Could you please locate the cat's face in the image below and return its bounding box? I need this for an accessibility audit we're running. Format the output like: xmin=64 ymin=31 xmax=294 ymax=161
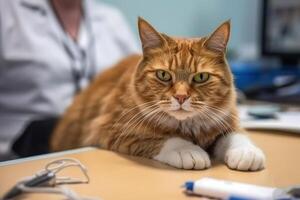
xmin=134 ymin=18 xmax=234 ymax=121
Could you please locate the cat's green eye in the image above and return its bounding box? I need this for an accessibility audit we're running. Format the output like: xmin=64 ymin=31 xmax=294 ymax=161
xmin=156 ymin=70 xmax=172 ymax=82
xmin=193 ymin=72 xmax=210 ymax=84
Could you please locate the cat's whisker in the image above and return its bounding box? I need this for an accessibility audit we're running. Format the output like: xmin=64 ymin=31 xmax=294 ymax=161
xmin=137 ymin=109 xmax=161 ymax=137
xmin=201 ymin=107 xmax=225 ymax=132
xmin=142 ymin=108 xmax=165 ymax=137
xmin=194 ymin=104 xmax=233 ymax=135
xmin=119 ymin=105 xmax=158 ymax=136
xmin=117 ymin=105 xmax=161 ymax=144
xmin=140 ymin=101 xmax=168 ymax=135
xmin=192 ymin=101 xmax=239 ymax=130
xmin=207 ymin=108 xmax=235 ymax=136
xmin=189 ymin=107 xmax=211 ymax=130
xmin=193 ymin=101 xmax=239 ymax=121
xmin=206 ymin=105 xmax=239 ymax=121
xmin=203 ymin=107 xmax=233 ymax=134
xmin=153 ymin=111 xmax=168 ymax=136
xmin=141 ymin=109 xmax=160 ymax=135
xmin=129 ymin=100 xmax=167 ymax=137
xmin=203 ymin=107 xmax=238 ymax=135
xmin=113 ymin=102 xmax=159 ymax=130
xmin=112 ymin=100 xmax=158 ymax=130
xmin=126 ymin=107 xmax=161 ymax=136
xmin=158 ymin=101 xmax=171 ymax=105
xmin=151 ymin=111 xmax=166 ymax=137
xmin=155 ymin=112 xmax=166 ymax=129
xmin=197 ymin=111 xmax=211 ymax=131
xmin=117 ymin=100 xmax=168 ymax=144
xmin=115 ymin=108 xmax=161 ymax=146
xmin=143 ymin=100 xmax=170 ymax=133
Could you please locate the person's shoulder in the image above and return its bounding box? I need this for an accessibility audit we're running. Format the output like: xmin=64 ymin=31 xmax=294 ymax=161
xmin=87 ymin=0 xmax=125 ymax=22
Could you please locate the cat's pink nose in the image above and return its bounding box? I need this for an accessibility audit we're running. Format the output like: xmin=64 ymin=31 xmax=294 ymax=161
xmin=174 ymin=95 xmax=189 ymax=104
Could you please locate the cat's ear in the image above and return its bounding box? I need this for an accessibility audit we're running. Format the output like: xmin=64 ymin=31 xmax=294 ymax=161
xmin=204 ymin=20 xmax=231 ymax=53
xmin=138 ymin=17 xmax=167 ymax=54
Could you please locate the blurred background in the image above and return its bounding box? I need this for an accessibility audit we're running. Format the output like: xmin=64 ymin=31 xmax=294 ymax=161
xmin=0 ymin=0 xmax=299 ymax=161
xmin=102 ymin=0 xmax=260 ymax=55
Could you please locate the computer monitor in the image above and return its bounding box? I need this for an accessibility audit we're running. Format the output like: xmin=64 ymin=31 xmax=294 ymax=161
xmin=261 ymin=0 xmax=300 ymax=66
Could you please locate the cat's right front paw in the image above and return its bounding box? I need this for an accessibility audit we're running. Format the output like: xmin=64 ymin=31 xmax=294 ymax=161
xmin=153 ymin=138 xmax=211 ymax=170
xmin=225 ymin=146 xmax=265 ymax=171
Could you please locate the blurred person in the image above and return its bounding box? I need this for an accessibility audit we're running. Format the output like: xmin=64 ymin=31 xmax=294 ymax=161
xmin=0 ymin=0 xmax=139 ymax=160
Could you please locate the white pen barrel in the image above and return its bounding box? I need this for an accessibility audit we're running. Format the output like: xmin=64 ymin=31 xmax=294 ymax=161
xmin=191 ymin=178 xmax=277 ymax=200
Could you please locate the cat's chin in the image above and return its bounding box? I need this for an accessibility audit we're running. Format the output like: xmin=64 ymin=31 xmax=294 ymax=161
xmin=167 ymin=110 xmax=195 ymax=121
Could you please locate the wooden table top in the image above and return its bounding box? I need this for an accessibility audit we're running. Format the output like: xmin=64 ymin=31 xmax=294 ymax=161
xmin=0 ymin=130 xmax=300 ymax=200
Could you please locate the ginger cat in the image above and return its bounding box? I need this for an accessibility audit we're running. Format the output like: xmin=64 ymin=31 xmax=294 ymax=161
xmin=51 ymin=18 xmax=265 ymax=171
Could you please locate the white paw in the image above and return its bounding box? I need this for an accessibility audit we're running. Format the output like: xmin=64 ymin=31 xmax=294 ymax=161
xmin=225 ymin=146 xmax=265 ymax=171
xmin=153 ymin=138 xmax=211 ymax=170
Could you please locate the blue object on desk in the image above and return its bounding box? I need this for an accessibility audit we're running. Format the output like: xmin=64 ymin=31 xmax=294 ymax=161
xmin=229 ymin=60 xmax=300 ymax=103
xmin=230 ymin=61 xmax=265 ymax=91
xmin=230 ymin=61 xmax=300 ymax=91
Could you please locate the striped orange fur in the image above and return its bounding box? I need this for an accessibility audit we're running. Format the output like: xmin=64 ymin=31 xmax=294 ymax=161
xmin=51 ymin=17 xmax=241 ymax=160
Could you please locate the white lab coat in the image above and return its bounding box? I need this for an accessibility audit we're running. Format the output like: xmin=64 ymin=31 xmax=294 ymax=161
xmin=0 ymin=0 xmax=140 ymax=155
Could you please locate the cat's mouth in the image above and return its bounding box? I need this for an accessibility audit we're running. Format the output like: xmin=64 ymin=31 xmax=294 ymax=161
xmin=171 ymin=108 xmax=189 ymax=113
xmin=167 ymin=108 xmax=195 ymax=120
xmin=159 ymin=98 xmax=196 ymax=120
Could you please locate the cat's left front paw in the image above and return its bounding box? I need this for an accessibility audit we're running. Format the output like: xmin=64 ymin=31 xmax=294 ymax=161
xmin=225 ymin=146 xmax=265 ymax=171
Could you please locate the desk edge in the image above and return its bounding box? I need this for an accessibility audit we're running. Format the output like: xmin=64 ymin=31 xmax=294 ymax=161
xmin=0 ymin=147 xmax=97 ymax=167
